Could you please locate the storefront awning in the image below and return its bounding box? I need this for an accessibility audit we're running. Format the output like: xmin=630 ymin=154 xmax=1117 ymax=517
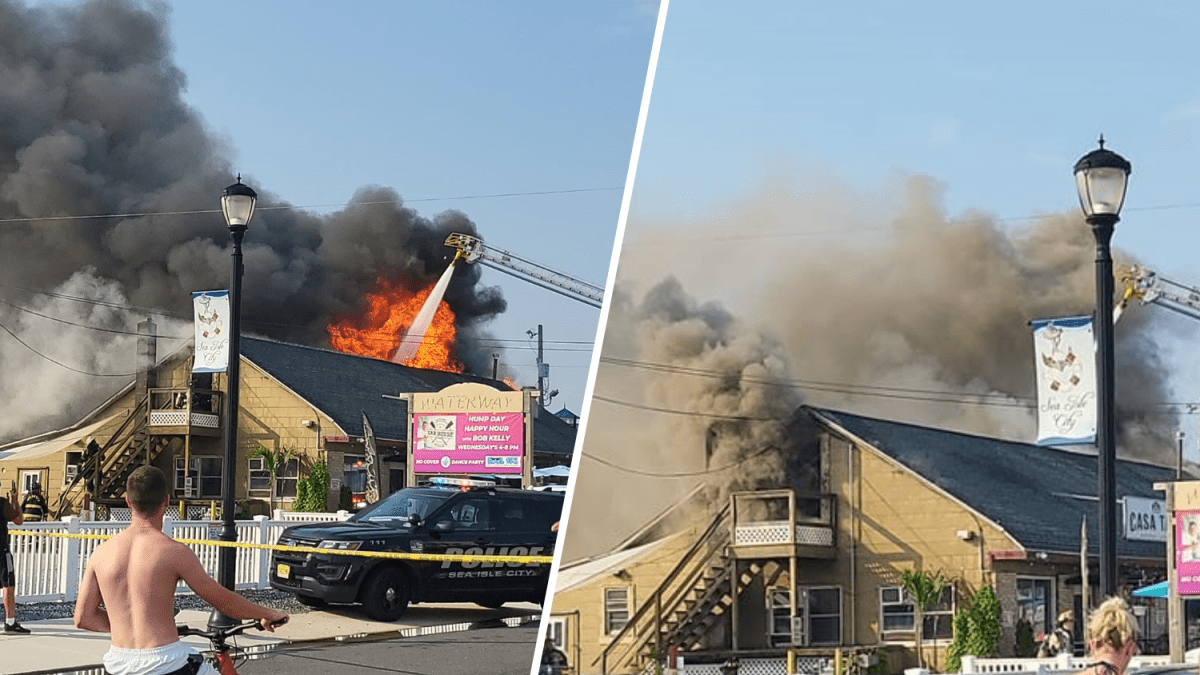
xmin=1132 ymin=581 xmax=1168 ymax=598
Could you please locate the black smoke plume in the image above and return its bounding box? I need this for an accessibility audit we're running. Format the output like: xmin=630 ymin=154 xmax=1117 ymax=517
xmin=0 ymin=0 xmax=505 ymax=440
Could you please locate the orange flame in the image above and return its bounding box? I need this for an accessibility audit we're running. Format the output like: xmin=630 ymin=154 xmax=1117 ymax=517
xmin=327 ymin=278 xmax=465 ymax=372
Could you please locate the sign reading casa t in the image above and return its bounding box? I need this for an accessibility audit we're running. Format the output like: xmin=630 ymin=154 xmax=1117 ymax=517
xmin=406 ymin=382 xmax=534 ymax=488
xmin=1124 ymin=496 xmax=1167 ymax=542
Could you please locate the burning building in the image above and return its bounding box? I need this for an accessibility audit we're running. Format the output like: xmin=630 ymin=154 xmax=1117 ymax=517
xmin=551 ymin=406 xmax=1176 ymax=674
xmin=0 ymin=332 xmax=577 ymax=518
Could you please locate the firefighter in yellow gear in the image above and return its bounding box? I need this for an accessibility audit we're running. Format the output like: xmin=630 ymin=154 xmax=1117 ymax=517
xmin=20 ymin=481 xmax=47 ymax=523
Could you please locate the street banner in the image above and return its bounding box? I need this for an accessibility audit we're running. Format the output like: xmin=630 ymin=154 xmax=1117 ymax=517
xmin=362 ymin=412 xmax=380 ymax=504
xmin=1177 ymin=511 xmax=1200 ymax=595
xmin=1032 ymin=316 xmax=1097 ymax=445
xmin=192 ymin=290 xmax=230 ymax=373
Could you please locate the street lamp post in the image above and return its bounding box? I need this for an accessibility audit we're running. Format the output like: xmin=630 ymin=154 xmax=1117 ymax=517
xmin=1073 ymin=138 xmax=1131 ymax=599
xmin=211 ymin=177 xmax=256 ymax=628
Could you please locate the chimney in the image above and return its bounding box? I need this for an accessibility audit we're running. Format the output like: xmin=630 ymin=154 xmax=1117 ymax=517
xmin=136 ymin=318 xmax=157 ymax=400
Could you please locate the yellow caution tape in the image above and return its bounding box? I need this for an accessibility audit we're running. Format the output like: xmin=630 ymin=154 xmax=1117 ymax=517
xmin=8 ymin=530 xmax=553 ymax=565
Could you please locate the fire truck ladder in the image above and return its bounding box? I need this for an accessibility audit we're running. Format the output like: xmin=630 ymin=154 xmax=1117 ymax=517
xmin=443 ymin=233 xmax=605 ymax=308
xmin=1115 ymin=265 xmax=1200 ymax=323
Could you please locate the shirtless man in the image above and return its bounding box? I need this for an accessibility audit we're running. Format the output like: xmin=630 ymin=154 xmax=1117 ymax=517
xmin=74 ymin=466 xmax=288 ymax=675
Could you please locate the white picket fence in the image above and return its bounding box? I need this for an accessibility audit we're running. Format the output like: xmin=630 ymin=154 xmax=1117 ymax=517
xmin=7 ymin=511 xmax=353 ymax=603
xmin=958 ymin=654 xmax=1181 ymax=674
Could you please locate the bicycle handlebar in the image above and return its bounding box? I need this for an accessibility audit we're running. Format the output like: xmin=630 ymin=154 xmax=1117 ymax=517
xmin=176 ymin=618 xmax=286 ymax=641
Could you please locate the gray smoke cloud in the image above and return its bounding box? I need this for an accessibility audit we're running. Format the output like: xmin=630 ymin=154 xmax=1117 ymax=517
xmin=563 ymin=277 xmax=799 ymax=561
xmin=564 ymin=173 xmax=1188 ymax=561
xmin=0 ymin=0 xmax=506 ymax=441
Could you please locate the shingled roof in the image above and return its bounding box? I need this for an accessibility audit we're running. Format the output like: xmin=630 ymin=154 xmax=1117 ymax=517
xmin=240 ymin=336 xmax=577 ymax=459
xmin=809 ymin=407 xmax=1176 ymax=560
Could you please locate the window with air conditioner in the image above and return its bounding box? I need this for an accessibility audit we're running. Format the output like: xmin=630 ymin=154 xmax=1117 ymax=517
xmin=880 ymin=584 xmax=954 ymax=641
xmin=248 ymin=455 xmax=299 ymax=500
xmin=175 ymin=456 xmax=222 ymax=499
xmin=769 ymin=587 xmax=841 ymax=647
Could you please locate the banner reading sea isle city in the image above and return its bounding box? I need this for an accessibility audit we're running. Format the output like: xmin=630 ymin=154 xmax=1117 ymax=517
xmin=1032 ymin=316 xmax=1097 ymax=445
xmin=413 ymin=411 xmax=524 ymax=475
xmin=192 ymin=290 xmax=230 ymax=373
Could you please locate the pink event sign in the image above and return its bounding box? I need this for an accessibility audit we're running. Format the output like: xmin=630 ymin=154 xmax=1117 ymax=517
xmin=412 ymin=411 xmax=524 ymax=475
xmin=1178 ymin=511 xmax=1200 ymax=594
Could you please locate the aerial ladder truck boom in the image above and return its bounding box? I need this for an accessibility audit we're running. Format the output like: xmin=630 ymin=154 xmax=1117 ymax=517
xmin=443 ymin=232 xmax=605 ymax=308
xmin=1115 ymin=265 xmax=1200 ymax=324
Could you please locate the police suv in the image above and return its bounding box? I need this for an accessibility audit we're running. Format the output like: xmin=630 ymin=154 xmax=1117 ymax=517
xmin=269 ymin=479 xmax=562 ymax=621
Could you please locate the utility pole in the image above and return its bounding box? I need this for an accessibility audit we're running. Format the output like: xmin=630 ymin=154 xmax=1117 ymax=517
xmin=1178 ymin=431 xmax=1186 ymax=479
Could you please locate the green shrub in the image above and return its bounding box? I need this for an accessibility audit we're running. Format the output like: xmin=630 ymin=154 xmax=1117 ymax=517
xmin=292 ymin=461 xmax=330 ymax=512
xmin=969 ymin=586 xmax=1001 ymax=658
xmin=944 ymin=585 xmax=1002 ymax=672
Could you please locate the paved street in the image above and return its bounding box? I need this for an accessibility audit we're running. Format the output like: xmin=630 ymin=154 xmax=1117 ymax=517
xmin=4 ymin=603 xmax=544 ymax=675
xmin=238 ymin=622 xmax=542 ymax=675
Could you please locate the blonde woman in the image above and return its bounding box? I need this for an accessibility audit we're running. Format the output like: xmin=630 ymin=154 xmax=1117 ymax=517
xmin=1079 ymin=597 xmax=1138 ymax=675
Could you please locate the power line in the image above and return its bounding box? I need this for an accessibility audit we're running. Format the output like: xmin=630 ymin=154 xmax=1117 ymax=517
xmin=589 ymin=394 xmax=782 ymax=421
xmin=0 ymin=186 xmax=623 ymax=225
xmin=595 ymin=357 xmax=1200 ymax=415
xmin=580 ymin=443 xmax=780 ymax=478
xmin=0 ymin=319 xmax=139 ymax=377
xmin=0 ymin=287 xmax=595 ymax=351
xmin=599 ymin=356 xmax=1032 ymax=405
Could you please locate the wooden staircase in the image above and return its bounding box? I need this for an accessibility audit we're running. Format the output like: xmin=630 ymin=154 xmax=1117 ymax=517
xmin=598 ymin=503 xmax=785 ymax=674
xmin=661 ymin=560 xmax=785 ymax=653
xmin=53 ymin=397 xmax=175 ymax=517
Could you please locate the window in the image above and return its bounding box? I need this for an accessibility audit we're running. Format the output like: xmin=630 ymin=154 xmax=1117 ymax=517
xmin=344 ymin=455 xmax=367 ymax=494
xmin=248 ymin=457 xmax=271 ymax=495
xmin=880 ymin=586 xmax=914 ymax=634
xmin=923 ymin=585 xmax=955 ymax=640
xmin=547 ymin=617 xmax=567 ymax=650
xmin=175 ymin=457 xmax=223 ymax=499
xmin=65 ymin=452 xmax=82 ymax=485
xmin=880 ymin=585 xmax=954 ymax=640
xmin=809 ymin=588 xmax=843 ymax=644
xmin=447 ymin=497 xmax=494 ymax=531
xmin=248 ymin=456 xmax=300 ymax=500
xmin=604 ymin=587 xmax=630 ymax=635
xmin=770 ymin=587 xmax=842 ymax=647
xmin=1016 ymin=577 xmax=1054 ymax=639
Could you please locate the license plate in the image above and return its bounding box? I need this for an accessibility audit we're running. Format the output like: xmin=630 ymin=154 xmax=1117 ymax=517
xmin=277 ymin=563 xmax=291 ymax=579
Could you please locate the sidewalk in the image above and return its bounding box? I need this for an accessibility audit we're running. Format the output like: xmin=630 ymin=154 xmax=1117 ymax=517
xmin=1 ymin=602 xmax=542 ymax=675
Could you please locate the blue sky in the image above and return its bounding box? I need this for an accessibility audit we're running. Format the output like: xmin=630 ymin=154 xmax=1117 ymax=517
xmin=165 ymin=1 xmax=660 ymax=415
xmin=625 ymin=1 xmax=1200 ymax=419
xmin=631 ymin=1 xmax=1200 ymax=253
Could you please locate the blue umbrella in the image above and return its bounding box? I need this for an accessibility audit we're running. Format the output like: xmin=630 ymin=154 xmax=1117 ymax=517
xmin=1132 ymin=581 xmax=1168 ymax=598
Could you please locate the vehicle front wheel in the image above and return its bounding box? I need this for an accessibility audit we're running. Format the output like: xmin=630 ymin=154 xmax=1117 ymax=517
xmin=360 ymin=568 xmax=410 ymax=621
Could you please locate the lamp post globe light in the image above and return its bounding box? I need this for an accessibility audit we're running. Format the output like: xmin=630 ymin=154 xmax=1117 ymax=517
xmin=1073 ymin=138 xmax=1131 ymax=599
xmin=212 ymin=177 xmax=256 ymax=629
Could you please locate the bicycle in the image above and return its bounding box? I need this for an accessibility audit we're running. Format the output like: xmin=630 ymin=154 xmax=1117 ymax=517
xmin=176 ymin=618 xmax=287 ymax=675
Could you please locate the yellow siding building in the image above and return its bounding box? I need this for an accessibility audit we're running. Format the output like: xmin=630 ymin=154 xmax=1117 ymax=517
xmin=550 ymin=407 xmax=1174 ymax=674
